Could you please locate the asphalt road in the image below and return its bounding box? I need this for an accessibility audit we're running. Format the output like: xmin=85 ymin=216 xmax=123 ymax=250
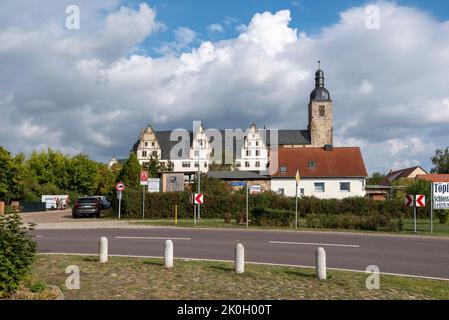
xmin=31 ymin=227 xmax=449 ymax=280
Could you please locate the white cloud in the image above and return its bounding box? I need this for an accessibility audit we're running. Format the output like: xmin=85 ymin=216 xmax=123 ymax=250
xmin=207 ymin=23 xmax=224 ymax=33
xmin=0 ymin=1 xmax=448 ymax=175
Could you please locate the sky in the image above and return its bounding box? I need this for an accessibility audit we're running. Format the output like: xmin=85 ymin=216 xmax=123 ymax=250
xmin=0 ymin=0 xmax=449 ymax=174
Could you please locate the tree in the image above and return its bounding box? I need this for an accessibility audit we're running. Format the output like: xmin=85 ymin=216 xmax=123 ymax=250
xmin=117 ymin=152 xmax=141 ymax=191
xmin=431 ymin=147 xmax=449 ymax=174
xmin=143 ymin=154 xmax=171 ymax=178
xmin=366 ymin=172 xmax=385 ymax=185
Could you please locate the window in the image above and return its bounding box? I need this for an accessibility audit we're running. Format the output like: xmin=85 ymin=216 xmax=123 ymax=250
xmin=182 ymin=162 xmax=191 ymax=168
xmin=280 ymin=166 xmax=287 ymax=173
xmin=300 ymin=188 xmax=305 ymax=195
xmin=319 ymin=105 xmax=325 ymax=117
xmin=152 ymin=151 xmax=158 ymax=157
xmin=194 ymin=150 xmax=199 ymax=157
xmin=194 ymin=162 xmax=199 ymax=168
xmin=314 ymin=182 xmax=325 ymax=192
xmin=256 ymin=150 xmax=260 ymax=156
xmin=235 ymin=162 xmax=241 ymax=168
xmin=169 ymin=176 xmax=177 ymax=183
xmin=151 ymin=142 xmax=155 ymax=147
xmin=245 ymin=161 xmax=250 ymax=168
xmin=246 ymin=150 xmax=251 ymax=156
xmin=248 ymin=142 xmax=251 ymax=147
xmin=255 ymin=161 xmax=260 ymax=168
xmin=204 ymin=162 xmax=207 ymax=168
xmin=142 ymin=151 xmax=147 ymax=157
xmin=145 ymin=142 xmax=148 ymax=147
xmin=278 ymin=188 xmax=285 ymax=196
xmin=340 ymin=182 xmax=350 ymax=192
xmin=308 ymin=161 xmax=317 ymax=168
xmin=200 ymin=140 xmax=203 ymax=146
xmin=256 ymin=141 xmax=259 ymax=147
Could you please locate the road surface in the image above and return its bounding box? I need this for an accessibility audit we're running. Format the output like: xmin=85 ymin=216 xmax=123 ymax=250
xmin=32 ymin=227 xmax=449 ymax=280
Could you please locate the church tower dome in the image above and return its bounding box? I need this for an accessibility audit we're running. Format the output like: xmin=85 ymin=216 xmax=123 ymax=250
xmin=310 ymin=62 xmax=331 ymax=102
xmin=308 ymin=61 xmax=333 ymax=147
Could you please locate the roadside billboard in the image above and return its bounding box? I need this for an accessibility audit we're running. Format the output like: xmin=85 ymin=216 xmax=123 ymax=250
xmin=148 ymin=178 xmax=161 ymax=193
xmin=433 ymin=182 xmax=449 ymax=209
xmin=41 ymin=195 xmax=70 ymax=210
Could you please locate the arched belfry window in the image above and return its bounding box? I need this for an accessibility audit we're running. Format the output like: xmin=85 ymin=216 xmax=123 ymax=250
xmin=319 ymin=105 xmax=325 ymax=117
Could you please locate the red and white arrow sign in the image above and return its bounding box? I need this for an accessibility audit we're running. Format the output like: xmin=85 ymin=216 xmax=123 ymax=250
xmin=405 ymin=195 xmax=413 ymax=207
xmin=416 ymin=195 xmax=426 ymax=207
xmin=194 ymin=193 xmax=203 ymax=205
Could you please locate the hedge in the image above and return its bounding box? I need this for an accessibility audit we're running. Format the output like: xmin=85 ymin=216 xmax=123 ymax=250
xmin=306 ymin=214 xmax=404 ymax=231
xmin=112 ymin=190 xmax=412 ymax=220
xmin=251 ymin=208 xmax=295 ymax=227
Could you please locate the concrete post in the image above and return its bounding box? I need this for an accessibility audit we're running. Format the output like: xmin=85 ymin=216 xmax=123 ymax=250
xmin=235 ymin=243 xmax=245 ymax=274
xmin=316 ymin=247 xmax=326 ymax=280
xmin=99 ymin=237 xmax=108 ymax=263
xmin=164 ymin=240 xmax=173 ymax=268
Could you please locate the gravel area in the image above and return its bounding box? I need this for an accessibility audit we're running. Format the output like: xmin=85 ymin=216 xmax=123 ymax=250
xmin=19 ymin=210 xmax=152 ymax=229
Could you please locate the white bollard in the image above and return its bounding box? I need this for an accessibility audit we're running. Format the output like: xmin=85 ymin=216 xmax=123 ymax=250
xmin=99 ymin=237 xmax=108 ymax=263
xmin=164 ymin=240 xmax=174 ymax=268
xmin=235 ymin=243 xmax=245 ymax=274
xmin=316 ymin=247 xmax=326 ymax=280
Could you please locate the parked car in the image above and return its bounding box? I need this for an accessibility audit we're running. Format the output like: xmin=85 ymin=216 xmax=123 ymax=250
xmin=95 ymin=196 xmax=111 ymax=209
xmin=72 ymin=197 xmax=101 ymax=218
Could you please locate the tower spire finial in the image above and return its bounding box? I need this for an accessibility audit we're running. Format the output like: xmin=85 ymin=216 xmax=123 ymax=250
xmin=318 ymin=60 xmax=321 ymax=70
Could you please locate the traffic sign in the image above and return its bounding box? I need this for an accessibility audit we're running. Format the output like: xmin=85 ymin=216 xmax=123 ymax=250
xmin=230 ymin=181 xmax=246 ymax=187
xmin=140 ymin=170 xmax=149 ymax=186
xmin=405 ymin=195 xmax=413 ymax=207
xmin=250 ymin=184 xmax=261 ymax=194
xmin=433 ymin=182 xmax=449 ymax=209
xmin=194 ymin=193 xmax=203 ymax=205
xmin=415 ymin=195 xmax=425 ymax=207
xmin=295 ymin=170 xmax=300 ymax=185
xmin=116 ymin=182 xmax=125 ymax=192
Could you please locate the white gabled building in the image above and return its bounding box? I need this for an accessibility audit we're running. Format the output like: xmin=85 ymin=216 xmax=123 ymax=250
xmin=235 ymin=123 xmax=269 ymax=171
xmin=270 ymin=147 xmax=368 ymax=199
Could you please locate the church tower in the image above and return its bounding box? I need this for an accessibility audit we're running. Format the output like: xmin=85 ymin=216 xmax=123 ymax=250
xmin=308 ymin=62 xmax=333 ymax=147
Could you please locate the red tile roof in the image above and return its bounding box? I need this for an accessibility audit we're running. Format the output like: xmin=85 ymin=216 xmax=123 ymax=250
xmin=271 ymin=147 xmax=368 ymax=178
xmin=416 ymin=174 xmax=449 ymax=182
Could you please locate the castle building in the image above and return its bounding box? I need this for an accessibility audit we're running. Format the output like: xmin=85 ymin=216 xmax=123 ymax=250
xmin=130 ymin=64 xmax=368 ymax=198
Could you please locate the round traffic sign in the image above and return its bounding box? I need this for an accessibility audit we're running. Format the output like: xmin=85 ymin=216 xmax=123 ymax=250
xmin=116 ymin=182 xmax=125 ymax=191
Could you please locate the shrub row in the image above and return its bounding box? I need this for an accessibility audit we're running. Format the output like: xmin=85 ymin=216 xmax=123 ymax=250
xmin=113 ymin=190 xmax=415 ymax=220
xmin=306 ymin=214 xmax=404 ymax=231
xmin=251 ymin=208 xmax=295 ymax=227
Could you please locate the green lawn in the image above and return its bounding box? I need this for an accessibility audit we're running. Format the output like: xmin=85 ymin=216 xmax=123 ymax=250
xmin=128 ymin=218 xmax=449 ymax=237
xmin=26 ymin=254 xmax=449 ymax=300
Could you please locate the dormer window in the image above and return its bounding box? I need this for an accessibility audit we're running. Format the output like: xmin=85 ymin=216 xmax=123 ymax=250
xmin=308 ymin=161 xmax=317 ymax=168
xmin=151 ymin=142 xmax=155 ymax=147
xmin=280 ymin=166 xmax=287 ymax=173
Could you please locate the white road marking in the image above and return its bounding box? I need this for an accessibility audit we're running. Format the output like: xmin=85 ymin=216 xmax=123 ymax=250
xmin=35 ymin=235 xmax=43 ymax=238
xmin=37 ymin=252 xmax=449 ymax=282
xmin=115 ymin=236 xmax=191 ymax=241
xmin=269 ymin=240 xmax=360 ymax=248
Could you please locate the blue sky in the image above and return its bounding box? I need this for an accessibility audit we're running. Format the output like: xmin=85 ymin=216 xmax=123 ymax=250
xmin=130 ymin=0 xmax=449 ymax=56
xmin=1 ymin=0 xmax=449 ymax=174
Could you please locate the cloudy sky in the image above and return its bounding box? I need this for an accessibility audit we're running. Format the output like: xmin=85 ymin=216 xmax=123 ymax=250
xmin=0 ymin=0 xmax=448 ymax=174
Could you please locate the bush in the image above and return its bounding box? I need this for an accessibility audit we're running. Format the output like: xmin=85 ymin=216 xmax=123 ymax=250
xmin=305 ymin=213 xmax=394 ymax=231
xmin=436 ymin=210 xmax=448 ymax=224
xmin=0 ymin=213 xmax=36 ymax=297
xmin=235 ymin=212 xmax=246 ymax=224
xmin=251 ymin=208 xmax=295 ymax=227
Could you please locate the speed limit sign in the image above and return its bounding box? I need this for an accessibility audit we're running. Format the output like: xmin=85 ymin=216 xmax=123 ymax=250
xmin=115 ymin=182 xmax=125 ymax=192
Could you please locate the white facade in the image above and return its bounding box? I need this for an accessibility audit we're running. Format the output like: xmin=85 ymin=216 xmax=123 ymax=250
xmin=235 ymin=124 xmax=269 ymax=171
xmin=271 ymin=177 xmax=366 ymax=199
xmin=136 ymin=123 xmax=268 ymax=173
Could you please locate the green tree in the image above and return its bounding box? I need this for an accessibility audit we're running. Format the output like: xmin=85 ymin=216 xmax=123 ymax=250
xmin=66 ymin=153 xmax=97 ymax=195
xmin=366 ymin=172 xmax=385 ymax=185
xmin=117 ymin=152 xmax=141 ymax=191
xmin=431 ymin=147 xmax=449 ymax=173
xmin=143 ymin=154 xmax=171 ymax=178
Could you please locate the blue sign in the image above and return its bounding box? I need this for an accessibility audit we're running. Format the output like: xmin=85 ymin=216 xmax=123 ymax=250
xmin=230 ymin=181 xmax=247 ymax=187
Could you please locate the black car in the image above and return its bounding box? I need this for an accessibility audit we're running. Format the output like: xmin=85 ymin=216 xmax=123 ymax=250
xmin=72 ymin=197 xmax=101 ymax=218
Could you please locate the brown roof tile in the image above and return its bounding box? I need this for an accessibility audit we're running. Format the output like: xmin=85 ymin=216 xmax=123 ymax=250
xmin=416 ymin=174 xmax=449 ymax=182
xmin=271 ymin=147 xmax=368 ymax=178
